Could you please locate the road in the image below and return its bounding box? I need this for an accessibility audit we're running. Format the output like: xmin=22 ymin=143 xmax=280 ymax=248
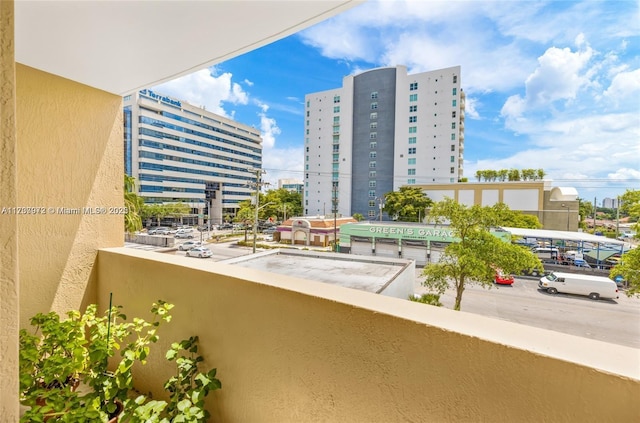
xmin=414 ymin=270 xmax=640 ymax=349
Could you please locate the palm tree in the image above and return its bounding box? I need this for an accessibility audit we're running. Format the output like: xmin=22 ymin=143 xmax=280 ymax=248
xmin=124 ymin=175 xmax=143 ymax=233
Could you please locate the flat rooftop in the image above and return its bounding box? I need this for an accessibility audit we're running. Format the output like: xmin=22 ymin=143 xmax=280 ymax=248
xmin=220 ymin=249 xmax=412 ymax=294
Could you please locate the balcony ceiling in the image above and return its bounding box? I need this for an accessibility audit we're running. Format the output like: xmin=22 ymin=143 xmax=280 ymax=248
xmin=15 ymin=0 xmax=362 ymax=95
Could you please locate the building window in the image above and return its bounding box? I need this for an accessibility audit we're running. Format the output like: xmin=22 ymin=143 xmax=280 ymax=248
xmin=370 ymin=122 xmax=377 ymax=129
xmin=369 ymin=200 xmax=376 ymax=207
xmin=409 ymin=116 xmax=417 ymax=123
xmin=370 ymin=142 xmax=377 ymax=149
xmin=306 ymin=155 xmax=309 ymax=162
xmin=451 ymin=144 xmax=455 ymax=151
xmin=452 ymin=100 xmax=457 ymax=107
xmin=333 ymin=116 xmax=340 ymax=123
xmin=369 ymin=161 xmax=376 ymax=168
xmin=371 ymin=91 xmax=378 ymax=99
xmin=369 ymin=181 xmax=376 ymax=188
xmin=305 ymin=164 xmax=309 ymax=170
xmin=333 ymin=144 xmax=339 ymax=152
xmin=453 ymin=75 xmax=458 ymax=84
xmin=306 ymin=100 xmax=310 ymax=107
xmin=306 ymin=120 xmax=309 ymax=126
xmin=370 ymin=152 xmax=377 ymax=159
xmin=408 ymin=148 xmax=416 ymax=154
xmin=306 ymin=129 xmax=309 ymax=135
xmin=452 ymin=88 xmax=457 ymax=96
xmin=368 ymin=210 xmax=376 ymax=218
xmin=451 ymin=133 xmax=456 ymax=140
xmin=371 ymin=102 xmax=378 ymax=110
xmin=409 ymin=94 xmax=418 ymax=102
xmin=333 ymin=154 xmax=339 ymax=161
xmin=334 ymin=95 xmax=340 ymax=103
xmin=333 ymin=106 xmax=340 ymax=113
xmin=368 ymin=190 xmax=376 ymax=198
xmin=409 ymin=105 xmax=417 ymax=112
xmin=333 ymin=135 xmax=339 ymax=143
xmin=409 ymin=127 xmax=417 ymax=134
xmin=369 ymin=171 xmax=376 ymax=178
xmin=409 ymin=137 xmax=416 ymax=144
xmin=450 ymin=167 xmax=455 ymax=174
xmin=408 ymin=178 xmax=416 ymax=184
xmin=408 ymin=169 xmax=416 ymax=175
xmin=410 ymin=82 xmax=418 ymax=91
xmin=450 ymin=156 xmax=455 ymax=162
xmin=370 ymin=133 xmax=377 ymax=139
xmin=370 ymin=112 xmax=377 ymax=120
xmin=451 ymin=122 xmax=456 ymax=129
xmin=408 ymin=158 xmax=416 ymax=165
xmin=452 ymin=111 xmax=456 ymax=118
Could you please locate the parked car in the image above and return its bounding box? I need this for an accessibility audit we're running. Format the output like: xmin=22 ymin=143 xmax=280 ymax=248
xmin=149 ymin=227 xmax=172 ymax=235
xmin=263 ymin=234 xmax=274 ymax=242
xmin=178 ymin=241 xmax=202 ymax=251
xmin=494 ymin=270 xmax=514 ymax=285
xmin=175 ymin=231 xmax=194 ymax=239
xmin=538 ymin=272 xmax=619 ymax=300
xmin=218 ymin=223 xmax=233 ymax=230
xmin=186 ymin=247 xmax=212 ymax=258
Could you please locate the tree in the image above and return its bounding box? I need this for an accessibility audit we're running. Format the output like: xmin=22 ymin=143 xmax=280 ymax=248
xmin=620 ymin=189 xmax=640 ymax=224
xmin=497 ymin=211 xmax=542 ymax=229
xmin=578 ymin=198 xmax=594 ymax=229
xmin=263 ymin=188 xmax=303 ymax=221
xmin=352 ymin=213 xmax=364 ymax=222
xmin=611 ymin=248 xmax=640 ymax=297
xmin=124 ymin=175 xmax=143 ymax=233
xmin=610 ymin=189 xmax=640 ymax=297
xmin=383 ymin=186 xmax=433 ymax=222
xmin=422 ymin=198 xmax=542 ymax=311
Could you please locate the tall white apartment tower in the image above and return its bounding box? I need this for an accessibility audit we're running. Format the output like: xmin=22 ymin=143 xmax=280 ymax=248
xmin=304 ymin=65 xmax=465 ymax=219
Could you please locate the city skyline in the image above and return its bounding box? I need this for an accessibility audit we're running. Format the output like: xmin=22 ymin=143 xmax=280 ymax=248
xmin=152 ymin=0 xmax=639 ymax=203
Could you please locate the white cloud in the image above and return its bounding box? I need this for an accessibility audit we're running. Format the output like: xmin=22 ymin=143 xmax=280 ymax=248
xmin=262 ymin=146 xmax=304 ymax=189
xmin=152 ymin=67 xmax=248 ymax=118
xmin=604 ymin=69 xmax=640 ymax=102
xmin=463 ymin=96 xmax=480 ymax=120
xmin=255 ymin=102 xmax=281 ymax=150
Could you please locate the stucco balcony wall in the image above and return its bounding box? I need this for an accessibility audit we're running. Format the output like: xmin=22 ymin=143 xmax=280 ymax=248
xmin=97 ymin=247 xmax=640 ymax=422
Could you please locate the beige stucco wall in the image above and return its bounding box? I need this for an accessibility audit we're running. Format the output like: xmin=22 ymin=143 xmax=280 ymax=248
xmin=97 ymin=248 xmax=640 ymax=422
xmin=16 ymin=64 xmax=124 ymax=325
xmin=0 ymin=0 xmax=19 ymax=419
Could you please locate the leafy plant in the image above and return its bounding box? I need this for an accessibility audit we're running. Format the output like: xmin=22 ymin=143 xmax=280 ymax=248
xmin=409 ymin=293 xmax=443 ymax=307
xmin=20 ymin=301 xmax=222 ymax=422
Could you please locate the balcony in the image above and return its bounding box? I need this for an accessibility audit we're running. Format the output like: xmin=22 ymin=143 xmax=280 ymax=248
xmin=86 ymin=247 xmax=640 ymax=421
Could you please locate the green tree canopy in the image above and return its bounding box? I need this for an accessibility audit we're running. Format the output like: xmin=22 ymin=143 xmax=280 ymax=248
xmin=611 ymin=189 xmax=640 ymax=297
xmin=382 ymin=186 xmax=433 ymax=222
xmin=422 ymin=198 xmax=542 ymax=311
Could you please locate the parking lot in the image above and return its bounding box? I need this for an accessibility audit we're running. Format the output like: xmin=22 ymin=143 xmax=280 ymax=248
xmin=414 ymin=270 xmax=640 ymax=348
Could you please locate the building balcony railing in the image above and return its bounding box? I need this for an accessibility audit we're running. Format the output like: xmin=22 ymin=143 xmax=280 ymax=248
xmin=90 ymin=247 xmax=640 ymax=422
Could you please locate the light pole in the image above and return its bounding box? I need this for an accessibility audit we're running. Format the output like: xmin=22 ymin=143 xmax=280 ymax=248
xmin=247 ymin=168 xmax=269 ymax=253
xmin=561 ymin=203 xmax=570 ymax=231
xmin=377 ymin=196 xmax=385 ymax=222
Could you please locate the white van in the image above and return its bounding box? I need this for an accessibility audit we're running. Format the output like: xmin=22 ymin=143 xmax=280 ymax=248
xmin=538 ymin=271 xmax=619 ymax=300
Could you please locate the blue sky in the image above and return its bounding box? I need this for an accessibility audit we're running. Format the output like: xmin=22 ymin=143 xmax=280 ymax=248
xmin=153 ymin=0 xmax=640 ymax=205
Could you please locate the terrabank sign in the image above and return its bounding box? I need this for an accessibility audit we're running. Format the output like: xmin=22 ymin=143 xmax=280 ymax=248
xmin=140 ymin=89 xmax=182 ymax=108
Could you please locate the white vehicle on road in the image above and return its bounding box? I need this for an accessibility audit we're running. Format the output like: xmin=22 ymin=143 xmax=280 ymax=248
xmin=538 ymin=271 xmax=619 ymax=300
xmin=178 ymin=241 xmax=202 ymax=251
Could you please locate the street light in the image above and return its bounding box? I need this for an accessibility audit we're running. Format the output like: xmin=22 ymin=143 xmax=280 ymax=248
xmin=561 ymin=203 xmax=570 ymax=231
xmin=377 ymin=196 xmax=385 ymax=222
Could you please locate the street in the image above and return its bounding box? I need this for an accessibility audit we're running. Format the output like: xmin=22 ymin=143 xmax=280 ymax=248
xmin=414 ymin=270 xmax=640 ymax=349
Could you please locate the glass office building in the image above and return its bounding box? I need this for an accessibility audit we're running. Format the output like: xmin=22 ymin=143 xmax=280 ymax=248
xmin=123 ymin=89 xmax=263 ymax=225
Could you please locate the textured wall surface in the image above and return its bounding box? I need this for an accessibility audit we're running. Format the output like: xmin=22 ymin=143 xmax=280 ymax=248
xmin=16 ymin=65 xmax=124 ymax=324
xmin=0 ymin=0 xmax=19 ymax=419
xmin=98 ymin=248 xmax=640 ymax=423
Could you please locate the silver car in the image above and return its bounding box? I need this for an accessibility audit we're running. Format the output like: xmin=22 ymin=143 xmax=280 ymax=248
xmin=186 ymin=247 xmax=212 ymax=258
xmin=178 ymin=241 xmax=202 ymax=251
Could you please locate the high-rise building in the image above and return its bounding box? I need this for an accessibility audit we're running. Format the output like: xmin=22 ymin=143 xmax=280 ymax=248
xmin=602 ymin=197 xmax=619 ymax=209
xmin=278 ymin=178 xmax=304 ymax=194
xmin=123 ymin=89 xmax=263 ymax=225
xmin=303 ymin=65 xmax=465 ymax=219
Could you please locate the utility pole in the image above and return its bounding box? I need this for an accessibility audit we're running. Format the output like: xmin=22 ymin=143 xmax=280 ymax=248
xmin=593 ymin=197 xmax=597 ymax=229
xmin=247 ymin=168 xmax=269 ymax=253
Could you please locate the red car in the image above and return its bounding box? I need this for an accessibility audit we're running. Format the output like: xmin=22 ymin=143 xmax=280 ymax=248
xmin=494 ymin=270 xmax=515 ymax=285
